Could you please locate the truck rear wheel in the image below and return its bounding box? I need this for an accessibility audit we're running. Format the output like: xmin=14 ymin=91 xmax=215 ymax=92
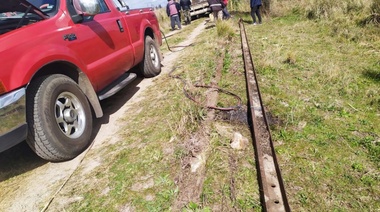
xmin=140 ymin=36 xmax=161 ymax=77
xmin=26 ymin=74 xmax=93 ymax=162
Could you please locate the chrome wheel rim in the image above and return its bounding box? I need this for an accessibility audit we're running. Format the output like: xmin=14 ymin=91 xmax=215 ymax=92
xmin=149 ymin=44 xmax=159 ymax=68
xmin=55 ymin=92 xmax=86 ymax=139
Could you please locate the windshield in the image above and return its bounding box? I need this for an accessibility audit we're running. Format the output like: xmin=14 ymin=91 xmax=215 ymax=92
xmin=0 ymin=0 xmax=58 ymax=35
xmin=0 ymin=0 xmax=58 ymax=18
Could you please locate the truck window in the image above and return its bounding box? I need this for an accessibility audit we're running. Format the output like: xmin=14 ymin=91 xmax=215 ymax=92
xmin=112 ymin=0 xmax=130 ymax=11
xmin=97 ymin=0 xmax=110 ymax=12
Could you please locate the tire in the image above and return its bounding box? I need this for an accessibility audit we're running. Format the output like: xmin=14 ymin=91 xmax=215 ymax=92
xmin=26 ymin=74 xmax=93 ymax=162
xmin=139 ymin=36 xmax=162 ymax=78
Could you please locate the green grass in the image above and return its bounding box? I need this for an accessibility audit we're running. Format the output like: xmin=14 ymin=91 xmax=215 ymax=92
xmin=244 ymin=9 xmax=380 ymax=211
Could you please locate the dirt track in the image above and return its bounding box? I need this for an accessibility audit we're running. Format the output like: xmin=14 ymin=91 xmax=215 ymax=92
xmin=0 ymin=21 xmax=207 ymax=211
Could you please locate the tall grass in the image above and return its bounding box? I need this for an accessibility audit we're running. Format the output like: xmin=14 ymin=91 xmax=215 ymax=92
xmin=365 ymin=0 xmax=380 ymax=24
xmin=229 ymin=0 xmax=380 ymax=26
xmin=228 ymin=0 xmax=379 ymax=48
xmin=216 ymin=20 xmax=235 ymax=39
xmin=237 ymin=0 xmax=380 ymax=209
xmin=154 ymin=8 xmax=171 ymax=31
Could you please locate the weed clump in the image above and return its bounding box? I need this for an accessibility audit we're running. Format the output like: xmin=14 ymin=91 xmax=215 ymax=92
xmin=364 ymin=0 xmax=380 ymax=25
xmin=284 ymin=52 xmax=296 ymax=65
xmin=216 ymin=21 xmax=235 ymax=41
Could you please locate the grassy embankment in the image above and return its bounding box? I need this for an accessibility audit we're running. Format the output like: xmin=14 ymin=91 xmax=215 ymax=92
xmin=233 ymin=0 xmax=380 ymax=211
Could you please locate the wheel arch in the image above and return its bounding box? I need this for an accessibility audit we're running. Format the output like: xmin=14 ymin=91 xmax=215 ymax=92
xmin=144 ymin=27 xmax=155 ymax=40
xmin=28 ymin=61 xmax=103 ymax=118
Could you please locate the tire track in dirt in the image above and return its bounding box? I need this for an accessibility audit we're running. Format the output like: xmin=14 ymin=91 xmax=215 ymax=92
xmin=0 ymin=21 xmax=207 ymax=211
xmin=172 ymin=36 xmax=226 ymax=209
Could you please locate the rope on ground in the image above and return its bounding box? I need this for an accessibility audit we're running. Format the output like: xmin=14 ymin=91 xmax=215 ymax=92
xmin=160 ymin=29 xmax=193 ymax=52
xmin=168 ymin=68 xmax=242 ymax=111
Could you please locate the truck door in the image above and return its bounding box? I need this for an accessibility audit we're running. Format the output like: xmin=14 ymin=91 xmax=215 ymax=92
xmin=66 ymin=0 xmax=135 ymax=91
xmin=111 ymin=0 xmax=140 ymax=43
xmin=111 ymin=0 xmax=146 ymax=64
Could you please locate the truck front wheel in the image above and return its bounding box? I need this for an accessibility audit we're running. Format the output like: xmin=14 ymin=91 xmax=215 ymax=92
xmin=26 ymin=74 xmax=93 ymax=162
xmin=140 ymin=36 xmax=161 ymax=77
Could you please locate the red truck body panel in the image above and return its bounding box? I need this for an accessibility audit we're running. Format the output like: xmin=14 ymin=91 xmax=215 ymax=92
xmin=0 ymin=0 xmax=162 ymax=93
xmin=0 ymin=0 xmax=162 ymax=154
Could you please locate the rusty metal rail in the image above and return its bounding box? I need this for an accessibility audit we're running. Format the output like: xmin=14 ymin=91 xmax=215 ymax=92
xmin=239 ymin=19 xmax=291 ymax=212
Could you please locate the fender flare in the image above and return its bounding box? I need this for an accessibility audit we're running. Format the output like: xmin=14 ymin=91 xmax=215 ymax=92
xmin=78 ymin=71 xmax=103 ymax=118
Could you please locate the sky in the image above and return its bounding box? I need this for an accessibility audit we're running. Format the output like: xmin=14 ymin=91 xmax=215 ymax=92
xmin=127 ymin=0 xmax=168 ymax=9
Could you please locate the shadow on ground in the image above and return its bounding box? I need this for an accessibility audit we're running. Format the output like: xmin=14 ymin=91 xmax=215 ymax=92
xmin=0 ymin=141 xmax=45 ymax=183
xmin=363 ymin=69 xmax=380 ymax=83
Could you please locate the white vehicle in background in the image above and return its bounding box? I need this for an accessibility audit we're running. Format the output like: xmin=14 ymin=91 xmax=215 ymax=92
xmin=189 ymin=0 xmax=210 ymax=18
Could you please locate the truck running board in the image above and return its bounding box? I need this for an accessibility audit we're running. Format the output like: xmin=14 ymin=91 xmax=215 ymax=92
xmin=98 ymin=72 xmax=137 ymax=101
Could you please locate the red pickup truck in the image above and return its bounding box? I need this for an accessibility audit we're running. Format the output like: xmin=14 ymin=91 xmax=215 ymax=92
xmin=0 ymin=0 xmax=162 ymax=161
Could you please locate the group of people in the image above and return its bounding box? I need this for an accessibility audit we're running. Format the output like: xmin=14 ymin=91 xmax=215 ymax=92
xmin=166 ymin=0 xmax=192 ymax=30
xmin=166 ymin=0 xmax=263 ymax=30
xmin=206 ymin=0 xmax=262 ymax=24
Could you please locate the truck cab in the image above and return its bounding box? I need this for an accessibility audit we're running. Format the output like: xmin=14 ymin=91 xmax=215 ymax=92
xmin=0 ymin=0 xmax=162 ymax=161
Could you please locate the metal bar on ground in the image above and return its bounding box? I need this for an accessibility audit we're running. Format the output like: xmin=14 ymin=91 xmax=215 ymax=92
xmin=239 ymin=19 xmax=291 ymax=212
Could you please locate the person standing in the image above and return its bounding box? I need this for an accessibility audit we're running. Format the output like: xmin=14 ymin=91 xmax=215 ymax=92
xmin=175 ymin=0 xmax=182 ymax=24
xmin=207 ymin=0 xmax=223 ymax=21
xmin=180 ymin=0 xmax=192 ymax=24
xmin=250 ymin=0 xmax=262 ymax=25
xmin=222 ymin=0 xmax=231 ymax=20
xmin=167 ymin=0 xmax=182 ymax=30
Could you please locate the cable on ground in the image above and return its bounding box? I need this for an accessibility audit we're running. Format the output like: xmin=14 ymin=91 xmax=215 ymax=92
xmin=160 ymin=29 xmax=193 ymax=52
xmin=168 ymin=68 xmax=242 ymax=111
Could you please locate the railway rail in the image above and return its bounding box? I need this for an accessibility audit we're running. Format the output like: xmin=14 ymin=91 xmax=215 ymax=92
xmin=239 ymin=19 xmax=291 ymax=212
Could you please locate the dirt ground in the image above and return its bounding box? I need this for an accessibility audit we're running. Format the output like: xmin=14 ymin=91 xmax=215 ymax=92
xmin=0 ymin=21 xmax=207 ymax=211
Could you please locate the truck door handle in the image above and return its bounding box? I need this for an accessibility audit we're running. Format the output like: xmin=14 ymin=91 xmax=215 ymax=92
xmin=116 ymin=19 xmax=124 ymax=32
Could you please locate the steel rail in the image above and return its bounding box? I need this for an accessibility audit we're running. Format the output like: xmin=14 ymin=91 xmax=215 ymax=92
xmin=239 ymin=19 xmax=291 ymax=212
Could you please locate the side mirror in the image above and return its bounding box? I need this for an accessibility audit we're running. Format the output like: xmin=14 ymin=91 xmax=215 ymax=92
xmin=72 ymin=0 xmax=100 ymax=16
